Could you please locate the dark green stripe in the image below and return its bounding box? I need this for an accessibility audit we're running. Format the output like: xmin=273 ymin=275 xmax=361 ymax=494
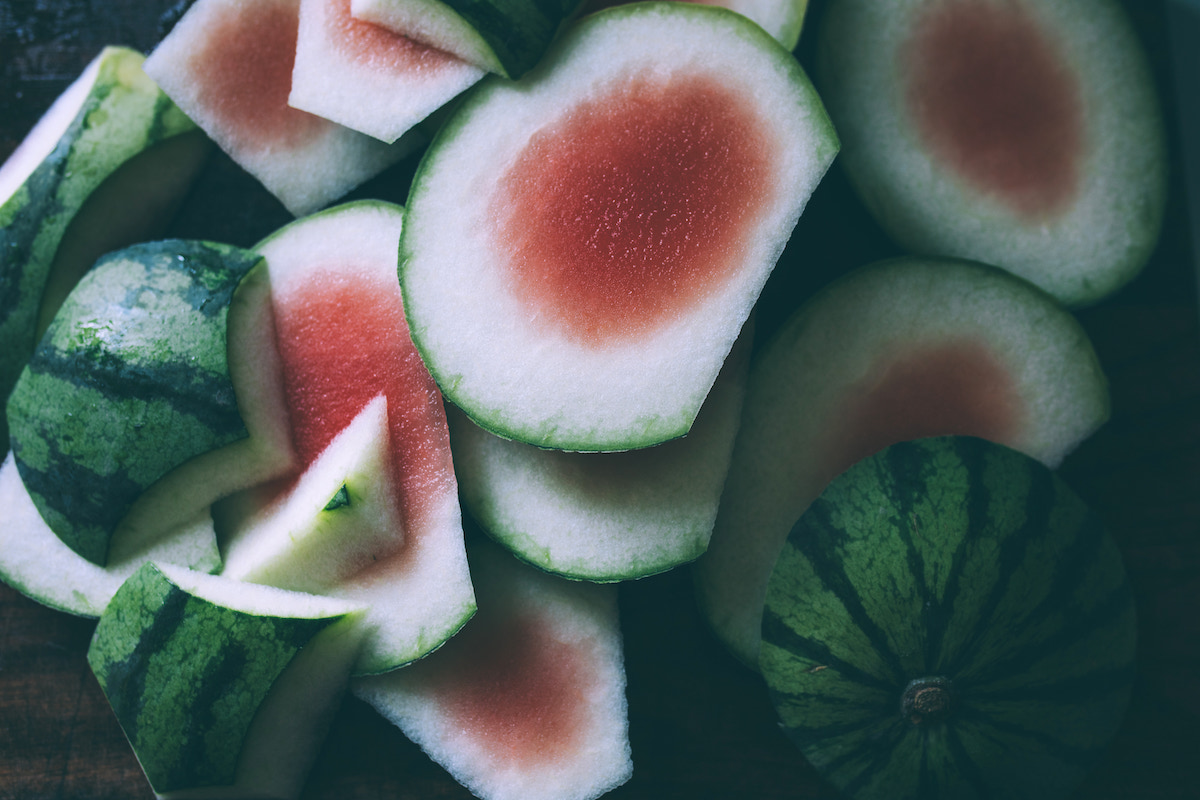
xmin=944 ymin=723 xmax=994 ymax=800
xmin=970 ymin=658 xmax=1136 ymax=707
xmin=953 ymin=703 xmax=1108 ymax=767
xmin=762 ymin=604 xmax=897 ymax=693
xmin=824 ymin=721 xmax=911 ymax=797
xmin=795 ymin=500 xmax=909 ymax=685
xmin=942 ymin=460 xmax=1058 ymax=676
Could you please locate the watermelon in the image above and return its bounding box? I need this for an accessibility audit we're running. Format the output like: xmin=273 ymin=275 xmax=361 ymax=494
xmin=694 ymin=257 xmax=1110 ymax=669
xmin=88 ymin=561 xmax=364 ymax=798
xmin=0 ymin=452 xmax=221 ymax=617
xmin=352 ymin=536 xmax=631 ymax=800
xmin=6 ymin=239 xmax=294 ymax=566
xmin=0 ymin=46 xmax=209 ymax=450
xmin=143 ymin=0 xmax=419 ymax=217
xmin=399 ymin=2 xmax=838 ymax=452
xmin=350 ymin=0 xmax=584 ymax=78
xmin=760 ymin=436 xmax=1136 ymax=800
xmin=237 ymin=199 xmax=474 ymax=675
xmin=451 ymin=319 xmax=752 ymax=582
xmin=289 ymin=0 xmax=485 ymax=143
xmin=814 ymin=0 xmax=1167 ymax=307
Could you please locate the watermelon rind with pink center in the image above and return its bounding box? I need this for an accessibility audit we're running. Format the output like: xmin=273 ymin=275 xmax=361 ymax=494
xmin=399 ymin=2 xmax=838 ymax=452
xmin=814 ymin=0 xmax=1166 ymax=307
xmin=352 ymin=537 xmax=631 ymax=800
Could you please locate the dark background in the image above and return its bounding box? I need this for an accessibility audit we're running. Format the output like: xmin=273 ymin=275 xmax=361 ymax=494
xmin=2 ymin=0 xmax=1199 ymax=798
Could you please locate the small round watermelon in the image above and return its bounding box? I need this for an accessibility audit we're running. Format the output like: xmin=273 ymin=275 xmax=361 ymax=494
xmin=761 ymin=436 xmax=1136 ymax=800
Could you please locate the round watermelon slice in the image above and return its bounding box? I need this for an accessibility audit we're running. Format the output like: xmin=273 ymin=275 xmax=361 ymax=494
xmin=399 ymin=2 xmax=838 ymax=452
xmin=814 ymin=0 xmax=1167 ymax=307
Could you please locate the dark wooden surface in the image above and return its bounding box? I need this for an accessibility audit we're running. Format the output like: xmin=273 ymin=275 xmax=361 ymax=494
xmin=2 ymin=1 xmax=1199 ymax=798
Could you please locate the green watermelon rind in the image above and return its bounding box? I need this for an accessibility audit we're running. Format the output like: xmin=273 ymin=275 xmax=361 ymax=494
xmin=0 ymin=46 xmax=200 ymax=449
xmin=87 ymin=561 xmax=363 ymax=795
xmin=7 ymin=239 xmax=264 ymax=566
xmin=759 ymin=436 xmax=1136 ymax=800
xmin=400 ymin=2 xmax=839 ymax=453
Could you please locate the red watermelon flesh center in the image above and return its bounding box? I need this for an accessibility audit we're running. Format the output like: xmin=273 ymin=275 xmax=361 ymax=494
xmin=325 ymin=0 xmax=468 ymax=74
xmin=188 ymin=0 xmax=327 ymax=152
xmin=429 ymin=609 xmax=600 ymax=767
xmin=492 ymin=73 xmax=777 ymax=346
xmin=817 ymin=338 xmax=1027 ymax=488
xmin=272 ymin=263 xmax=455 ymax=547
xmin=900 ymin=0 xmax=1084 ymax=220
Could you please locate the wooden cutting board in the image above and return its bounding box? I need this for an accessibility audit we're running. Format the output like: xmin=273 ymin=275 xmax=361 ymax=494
xmin=2 ymin=0 xmax=1199 ymax=798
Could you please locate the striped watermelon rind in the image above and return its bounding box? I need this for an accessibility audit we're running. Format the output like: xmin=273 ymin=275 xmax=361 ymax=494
xmin=0 ymin=46 xmax=205 ymax=450
xmin=7 ymin=239 xmax=278 ymax=566
xmin=88 ymin=562 xmax=363 ymax=796
xmin=760 ymin=436 xmax=1136 ymax=800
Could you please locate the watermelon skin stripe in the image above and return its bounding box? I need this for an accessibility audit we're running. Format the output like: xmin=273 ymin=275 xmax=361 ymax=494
xmin=760 ymin=437 xmax=1137 ymax=800
xmin=7 ymin=240 xmax=262 ymax=565
xmin=88 ymin=564 xmax=341 ymax=793
xmin=0 ymin=47 xmax=199 ymax=447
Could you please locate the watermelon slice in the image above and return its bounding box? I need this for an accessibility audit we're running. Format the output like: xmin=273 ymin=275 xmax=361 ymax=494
xmin=0 ymin=452 xmax=220 ymax=617
xmin=0 ymin=46 xmax=209 ymax=450
xmin=693 ymin=256 xmax=1111 ymax=669
xmin=814 ymin=0 xmax=1167 ymax=307
xmin=6 ymin=240 xmax=294 ymax=567
xmin=289 ymin=0 xmax=485 ymax=143
xmin=143 ymin=0 xmax=419 ymax=216
xmin=352 ymin=537 xmax=631 ymax=800
xmin=88 ymin=562 xmax=364 ymax=799
xmin=451 ymin=319 xmax=752 ymax=582
xmin=400 ymin=2 xmax=838 ymax=452
xmin=242 ymin=200 xmax=474 ymax=675
xmin=350 ymin=0 xmax=584 ymax=78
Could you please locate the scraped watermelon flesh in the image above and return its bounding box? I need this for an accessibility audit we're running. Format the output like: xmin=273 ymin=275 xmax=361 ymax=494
xmin=272 ymin=264 xmax=453 ymax=537
xmin=900 ymin=0 xmax=1083 ymax=220
xmin=493 ymin=73 xmax=776 ymax=346
xmin=818 ymin=338 xmax=1026 ymax=487
xmin=191 ymin=0 xmax=325 ymax=151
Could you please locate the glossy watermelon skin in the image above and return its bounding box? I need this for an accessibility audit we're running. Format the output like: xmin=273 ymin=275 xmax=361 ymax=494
xmin=87 ymin=562 xmax=354 ymax=794
xmin=760 ymin=436 xmax=1136 ymax=800
xmin=0 ymin=46 xmax=202 ymax=450
xmin=7 ymin=240 xmax=263 ymax=565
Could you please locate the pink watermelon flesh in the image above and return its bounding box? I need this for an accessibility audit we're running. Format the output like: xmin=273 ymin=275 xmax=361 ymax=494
xmin=273 ymin=264 xmax=454 ymax=546
xmin=190 ymin=0 xmax=327 ymax=153
xmin=818 ymin=339 xmax=1025 ymax=488
xmin=493 ymin=73 xmax=776 ymax=346
xmin=901 ymin=0 xmax=1083 ymax=220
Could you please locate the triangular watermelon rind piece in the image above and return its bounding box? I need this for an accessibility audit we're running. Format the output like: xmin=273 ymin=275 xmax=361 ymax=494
xmin=400 ymin=3 xmax=839 ymax=453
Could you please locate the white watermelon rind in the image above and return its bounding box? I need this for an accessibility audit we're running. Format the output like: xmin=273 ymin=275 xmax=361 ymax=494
xmin=400 ymin=3 xmax=839 ymax=453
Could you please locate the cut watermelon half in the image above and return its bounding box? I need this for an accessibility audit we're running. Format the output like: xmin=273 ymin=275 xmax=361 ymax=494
xmin=694 ymin=256 xmax=1111 ymax=669
xmin=451 ymin=319 xmax=752 ymax=582
xmin=289 ymin=0 xmax=484 ymax=144
xmin=352 ymin=537 xmax=631 ymax=800
xmin=400 ymin=2 xmax=838 ymax=452
xmin=144 ymin=0 xmax=419 ymax=216
xmin=241 ymin=200 xmax=474 ymax=675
